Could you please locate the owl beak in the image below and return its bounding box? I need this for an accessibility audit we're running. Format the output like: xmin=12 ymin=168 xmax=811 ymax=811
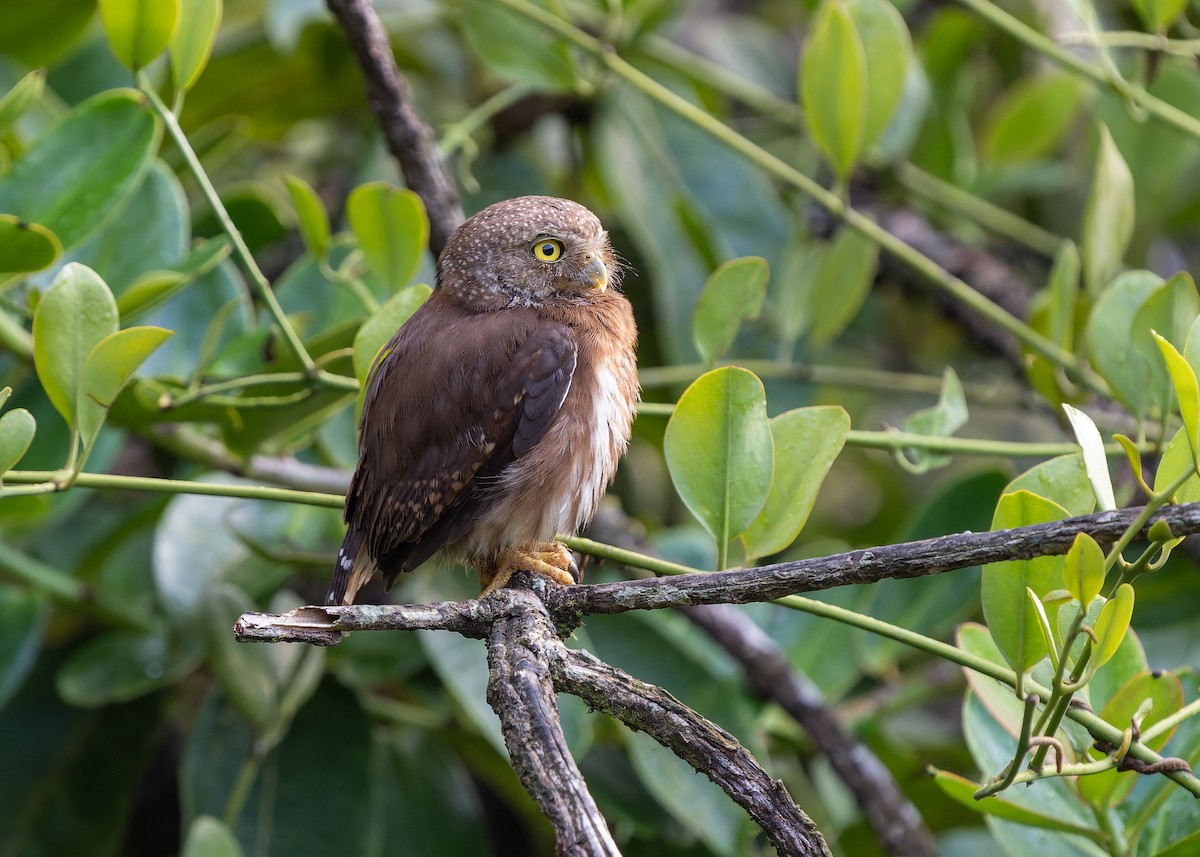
xmin=578 ymin=251 xmax=609 ymax=292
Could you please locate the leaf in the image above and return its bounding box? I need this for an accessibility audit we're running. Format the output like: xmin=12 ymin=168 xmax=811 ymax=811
xmin=1155 ymin=427 xmax=1200 ymax=503
xmin=1087 ymin=270 xmax=1164 ymax=416
xmin=898 ymin=367 xmax=967 ymax=473
xmin=1081 ymin=125 xmax=1135 ymax=296
xmin=32 ymin=263 xmax=120 ymax=429
xmin=844 ymin=0 xmax=913 ymax=148
xmin=284 ymin=174 xmax=330 ymax=261
xmin=692 ymin=256 xmax=768 ymax=364
xmin=203 ymin=584 xmax=277 ymax=734
xmin=99 ymin=0 xmax=181 ymax=71
xmin=742 ymin=406 xmax=850 ymax=560
xmin=1153 ymin=331 xmax=1200 ymax=462
xmin=807 ymin=227 xmax=878 ymax=348
xmin=170 ymin=0 xmax=222 ymax=93
xmin=0 ymin=407 xmax=36 ymax=477
xmin=182 ymin=816 xmax=245 ymax=857
xmin=0 ymin=215 xmax=61 ymax=274
xmin=981 ymin=491 xmax=1070 ymax=676
xmin=0 ymin=68 xmax=46 ymax=135
xmin=1132 ymin=0 xmax=1188 ymax=31
xmin=0 ymin=89 xmax=159 ymax=252
xmin=1130 ymin=272 xmax=1200 ymax=419
xmin=1062 ymin=533 xmax=1105 ymax=610
xmin=1061 ymin=404 xmax=1116 ymax=511
xmin=801 ymin=0 xmax=868 ymax=178
xmin=0 ymin=0 xmax=95 ymax=67
xmin=1091 ymin=583 xmax=1134 ymax=671
xmin=980 ymin=74 xmax=1084 ymax=165
xmin=56 ymin=629 xmax=203 ymax=706
xmin=664 ymin=367 xmax=774 ymax=564
xmin=933 ymin=770 xmax=1102 ymax=837
xmin=352 ymin=284 xmax=432 ymax=385
xmin=78 ymin=326 xmax=174 ymax=454
xmin=347 ymin=182 xmax=430 ymax=293
xmin=461 ymin=0 xmax=576 ymax=90
xmin=117 ymin=236 xmax=231 ymax=319
xmin=0 ymin=586 xmax=46 ymax=710
xmin=1006 ymin=453 xmax=1095 ymax=517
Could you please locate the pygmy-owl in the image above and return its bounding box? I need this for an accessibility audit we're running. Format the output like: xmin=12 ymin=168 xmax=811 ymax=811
xmin=326 ymin=196 xmax=639 ymax=605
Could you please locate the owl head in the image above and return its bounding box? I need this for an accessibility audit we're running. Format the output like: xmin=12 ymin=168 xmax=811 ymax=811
xmin=437 ymin=196 xmax=622 ymax=311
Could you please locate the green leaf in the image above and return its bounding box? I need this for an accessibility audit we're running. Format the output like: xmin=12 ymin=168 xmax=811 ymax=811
xmin=898 ymin=367 xmax=967 ymax=473
xmin=1081 ymin=125 xmax=1135 ymax=296
xmin=182 ymin=816 xmax=245 ymax=857
xmin=1062 ymin=533 xmax=1105 ymax=609
xmin=1132 ymin=0 xmax=1188 ymax=31
xmin=32 ymin=263 xmax=120 ymax=429
xmin=1061 ymin=404 xmax=1116 ymax=511
xmin=56 ymin=629 xmax=203 ymax=706
xmin=981 ymin=491 xmax=1070 ymax=676
xmin=170 ymin=0 xmax=222 ymax=93
xmin=1006 ymin=453 xmax=1095 ymax=517
xmin=352 ymin=284 xmax=432 ymax=385
xmin=1130 ymin=272 xmax=1200 ymax=418
xmin=117 ymin=236 xmax=231 ymax=320
xmin=844 ymin=0 xmax=913 ymax=148
xmin=0 ymin=586 xmax=46 ymax=710
xmin=664 ymin=367 xmax=774 ymax=566
xmin=808 ymin=227 xmax=878 ymax=348
xmin=1091 ymin=583 xmax=1134 ymax=671
xmin=742 ymin=406 xmax=849 ymax=560
xmin=0 ymin=407 xmax=36 ymax=477
xmin=1087 ymin=270 xmax=1164 ymax=416
xmin=77 ymin=325 xmax=174 ymax=455
xmin=0 ymin=215 xmax=61 ymax=274
xmin=692 ymin=256 xmax=768 ymax=365
xmin=1153 ymin=331 xmax=1200 ymax=462
xmin=1026 ymin=586 xmax=1058 ymax=669
xmin=0 ymin=0 xmax=95 ymax=66
xmin=99 ymin=0 xmax=181 ymax=71
xmin=801 ymin=0 xmax=868 ymax=178
xmin=1154 ymin=427 xmax=1200 ymax=503
xmin=203 ymin=584 xmax=277 ymax=734
xmin=0 ymin=89 xmax=159 ymax=252
xmin=932 ymin=769 xmax=1103 ymax=837
xmin=0 ymin=68 xmax=46 ymax=135
xmin=284 ymin=174 xmax=330 ymax=261
xmin=980 ymin=74 xmax=1084 ymax=165
xmin=461 ymin=0 xmax=576 ymax=90
xmin=347 ymin=182 xmax=429 ymax=293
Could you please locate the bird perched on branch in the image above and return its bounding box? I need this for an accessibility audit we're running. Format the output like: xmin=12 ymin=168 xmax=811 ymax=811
xmin=326 ymin=196 xmax=639 ymax=606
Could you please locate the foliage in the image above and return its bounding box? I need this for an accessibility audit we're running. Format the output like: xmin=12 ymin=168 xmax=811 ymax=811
xmin=3 ymin=1 xmax=1200 ymax=856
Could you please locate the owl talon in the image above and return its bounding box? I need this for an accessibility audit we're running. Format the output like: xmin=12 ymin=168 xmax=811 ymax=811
xmin=480 ymin=542 xmax=578 ymax=596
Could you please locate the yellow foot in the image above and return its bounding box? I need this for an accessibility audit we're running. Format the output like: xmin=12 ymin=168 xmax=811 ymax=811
xmin=480 ymin=542 xmax=580 ymax=596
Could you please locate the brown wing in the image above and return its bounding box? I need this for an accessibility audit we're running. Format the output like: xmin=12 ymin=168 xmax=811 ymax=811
xmin=326 ymin=294 xmax=577 ymax=604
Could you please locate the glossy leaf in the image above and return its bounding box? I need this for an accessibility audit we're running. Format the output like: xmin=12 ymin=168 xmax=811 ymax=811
xmin=284 ymin=174 xmax=330 ymax=261
xmin=78 ymin=326 xmax=174 ymax=453
xmin=352 ymin=284 xmax=432 ymax=385
xmin=0 ymin=587 xmax=46 ymax=710
xmin=56 ymin=629 xmax=203 ymax=706
xmin=1087 ymin=270 xmax=1164 ymax=416
xmin=808 ymin=227 xmax=878 ymax=348
xmin=692 ymin=256 xmax=768 ymax=365
xmin=1061 ymin=404 xmax=1116 ymax=511
xmin=1005 ymin=453 xmax=1095 ymax=517
xmin=1130 ymin=272 xmax=1199 ymax=418
xmin=0 ymin=68 xmax=46 ymax=135
xmin=347 ymin=182 xmax=429 ymax=293
xmin=1062 ymin=533 xmax=1105 ymax=610
xmin=980 ymin=74 xmax=1083 ymax=165
xmin=898 ymin=367 xmax=967 ymax=473
xmin=0 ymin=89 xmax=158 ymax=251
xmin=182 ymin=816 xmax=245 ymax=857
xmin=1155 ymin=427 xmax=1200 ymax=503
xmin=1081 ymin=125 xmax=1135 ymax=296
xmin=933 ymin=770 xmax=1101 ymax=837
xmin=1132 ymin=0 xmax=1188 ymax=31
xmin=845 ymin=0 xmax=912 ymax=148
xmin=170 ymin=0 xmax=222 ymax=93
xmin=742 ymin=406 xmax=850 ymax=560
xmin=0 ymin=407 xmax=36 ymax=477
xmin=117 ymin=236 xmax=231 ymax=320
xmin=99 ymin=0 xmax=181 ymax=71
xmin=664 ymin=367 xmax=774 ymax=562
xmin=0 ymin=215 xmax=61 ymax=274
xmin=0 ymin=0 xmax=95 ymax=66
xmin=802 ymin=0 xmax=867 ymax=178
xmin=1153 ymin=331 xmax=1200 ymax=461
xmin=1090 ymin=583 xmax=1134 ymax=671
xmin=981 ymin=491 xmax=1069 ymax=675
xmin=32 ymin=263 xmax=119 ymax=429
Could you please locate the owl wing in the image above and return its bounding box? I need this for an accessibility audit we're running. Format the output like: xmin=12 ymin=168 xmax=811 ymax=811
xmin=327 ymin=304 xmax=577 ymax=605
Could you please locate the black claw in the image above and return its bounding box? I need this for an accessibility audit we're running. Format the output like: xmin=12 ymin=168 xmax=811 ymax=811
xmin=568 ymin=552 xmax=583 ymax=583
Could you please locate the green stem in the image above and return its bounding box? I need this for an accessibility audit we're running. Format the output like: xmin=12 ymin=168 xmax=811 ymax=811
xmin=1057 ymin=30 xmax=1200 ymax=57
xmin=138 ymin=77 xmax=316 ymax=372
xmin=974 ymin=694 xmax=1039 ymax=798
xmin=0 ymin=540 xmax=87 ymax=601
xmin=1091 ymin=804 xmax=1127 ymax=857
xmin=222 ymin=749 xmax=264 ymax=828
xmin=440 ymin=82 xmax=535 ymax=155
xmin=2 ymin=470 xmax=345 ymax=508
xmin=1140 ymin=694 xmax=1200 ymax=744
xmin=164 ymin=372 xmax=313 ymax=409
xmin=496 ymin=0 xmax=1089 ymax=378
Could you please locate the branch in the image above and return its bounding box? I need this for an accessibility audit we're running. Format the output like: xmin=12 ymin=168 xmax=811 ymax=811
xmin=485 ymin=587 xmax=620 ymax=856
xmin=550 ymin=646 xmax=831 ymax=857
xmin=325 ymin=0 xmax=463 ymax=255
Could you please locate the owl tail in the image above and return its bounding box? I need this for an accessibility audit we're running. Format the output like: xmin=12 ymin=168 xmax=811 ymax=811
xmin=326 ymin=531 xmax=379 ymax=606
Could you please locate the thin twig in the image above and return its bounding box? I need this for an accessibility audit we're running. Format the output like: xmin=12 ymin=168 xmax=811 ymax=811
xmin=325 ymin=0 xmax=464 ymax=255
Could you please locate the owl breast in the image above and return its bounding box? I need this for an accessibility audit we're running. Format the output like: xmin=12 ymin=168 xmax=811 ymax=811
xmin=455 ymin=293 xmax=638 ymax=563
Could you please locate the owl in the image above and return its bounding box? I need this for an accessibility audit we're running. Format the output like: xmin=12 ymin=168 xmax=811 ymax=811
xmin=326 ymin=196 xmax=639 ymax=605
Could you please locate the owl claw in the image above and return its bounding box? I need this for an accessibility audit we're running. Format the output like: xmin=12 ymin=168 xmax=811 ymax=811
xmin=480 ymin=542 xmax=578 ymax=596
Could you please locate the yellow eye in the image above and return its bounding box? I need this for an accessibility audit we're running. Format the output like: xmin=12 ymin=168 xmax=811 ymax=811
xmin=532 ymin=238 xmax=564 ymax=262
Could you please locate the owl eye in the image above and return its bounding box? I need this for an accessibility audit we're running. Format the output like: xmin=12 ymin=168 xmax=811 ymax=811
xmin=532 ymin=238 xmax=564 ymax=262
